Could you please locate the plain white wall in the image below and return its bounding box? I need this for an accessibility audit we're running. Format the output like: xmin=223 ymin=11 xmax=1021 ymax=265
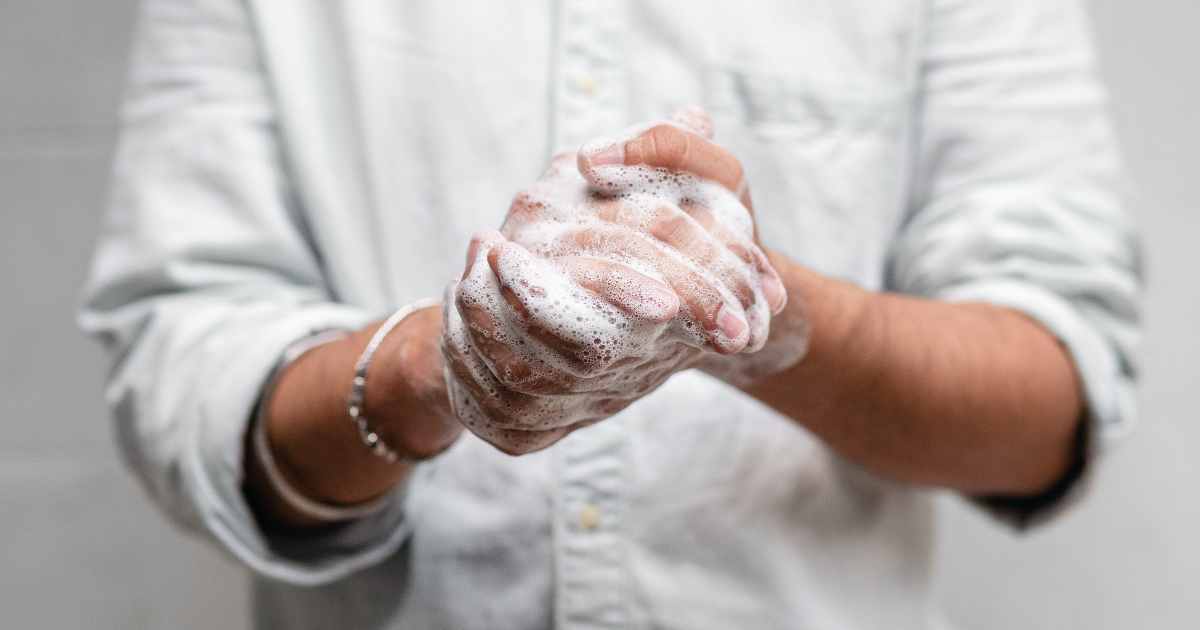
xmin=0 ymin=2 xmax=250 ymax=628
xmin=1 ymin=1 xmax=1196 ymax=628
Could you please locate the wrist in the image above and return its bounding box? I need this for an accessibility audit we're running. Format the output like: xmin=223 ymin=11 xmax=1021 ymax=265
xmin=707 ymin=248 xmax=871 ymax=388
xmin=770 ymin=251 xmax=874 ymax=360
xmin=368 ymin=305 xmax=461 ymax=459
xmin=263 ymin=329 xmax=406 ymax=506
xmin=261 ymin=305 xmax=459 ymax=509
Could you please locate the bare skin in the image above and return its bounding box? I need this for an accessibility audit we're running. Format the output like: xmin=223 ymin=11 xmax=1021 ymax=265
xmin=594 ymin=121 xmax=1082 ymax=495
xmin=244 ymin=123 xmax=1081 ymax=530
xmin=746 ymin=259 xmax=1080 ymax=495
xmin=244 ymin=307 xmax=457 ymax=528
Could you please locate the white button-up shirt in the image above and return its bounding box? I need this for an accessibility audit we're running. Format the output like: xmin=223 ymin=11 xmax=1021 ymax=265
xmin=80 ymin=0 xmax=1141 ymax=628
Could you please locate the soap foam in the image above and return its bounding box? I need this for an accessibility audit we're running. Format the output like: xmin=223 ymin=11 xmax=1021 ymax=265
xmin=504 ymin=160 xmax=771 ymax=351
xmin=443 ymin=129 xmax=788 ymax=446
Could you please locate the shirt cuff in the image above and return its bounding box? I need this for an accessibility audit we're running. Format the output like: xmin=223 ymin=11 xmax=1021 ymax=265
xmin=935 ymin=279 xmax=1137 ymax=530
xmin=178 ymin=303 xmax=414 ymax=585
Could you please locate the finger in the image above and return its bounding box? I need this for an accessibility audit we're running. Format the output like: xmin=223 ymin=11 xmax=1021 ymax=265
xmin=442 ymin=312 xmax=552 ymax=428
xmin=444 ymin=324 xmax=604 ymax=443
xmin=750 ymin=245 xmax=787 ymax=316
xmin=641 ymin=202 xmax=773 ymax=350
xmin=502 ymin=191 xmax=546 ymax=229
xmin=446 ymin=280 xmax=525 ymax=401
xmin=678 ymin=200 xmax=787 ymax=315
xmin=555 ymin=256 xmax=680 ymax=323
xmin=594 ymin=193 xmax=762 ymax=295
xmin=457 ymin=237 xmax=582 ymax=393
xmin=458 ymin=292 xmax=574 ymax=394
xmin=443 ymin=287 xmax=519 ymax=426
xmin=445 ymin=359 xmax=566 ymax=457
xmin=462 ymin=240 xmax=674 ymax=393
xmin=577 ymin=123 xmax=749 ymax=207
xmin=562 ymin=225 xmax=750 ymax=354
xmin=597 ymin=343 xmax=701 ymax=401
xmin=462 ymin=230 xmax=506 ymax=280
xmin=593 ymin=199 xmax=758 ymax=312
xmin=493 ymin=276 xmax=597 ymax=377
xmin=484 ymin=241 xmax=630 ymax=378
xmin=650 ymin=207 xmax=756 ymax=307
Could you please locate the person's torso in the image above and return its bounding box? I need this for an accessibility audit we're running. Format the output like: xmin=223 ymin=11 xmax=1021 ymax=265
xmin=250 ymin=1 xmax=941 ymax=628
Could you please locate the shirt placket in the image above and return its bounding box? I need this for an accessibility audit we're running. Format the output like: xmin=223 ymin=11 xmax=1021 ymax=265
xmin=554 ymin=418 xmax=630 ymax=629
xmin=548 ymin=0 xmax=629 ymax=154
xmin=549 ymin=2 xmax=632 ymax=628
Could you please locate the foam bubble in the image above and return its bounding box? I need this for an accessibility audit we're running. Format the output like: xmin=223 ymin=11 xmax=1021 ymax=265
xmin=444 ymin=138 xmax=792 ymax=448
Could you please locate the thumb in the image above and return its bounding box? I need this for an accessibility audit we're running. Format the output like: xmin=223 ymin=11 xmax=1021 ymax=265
xmin=577 ymin=110 xmax=748 ymax=206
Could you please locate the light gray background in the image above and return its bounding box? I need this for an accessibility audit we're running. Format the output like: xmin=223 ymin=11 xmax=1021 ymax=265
xmin=1 ymin=2 xmax=1195 ymax=628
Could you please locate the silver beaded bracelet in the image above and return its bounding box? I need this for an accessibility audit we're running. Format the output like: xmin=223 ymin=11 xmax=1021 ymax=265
xmin=347 ymin=298 xmax=440 ymax=463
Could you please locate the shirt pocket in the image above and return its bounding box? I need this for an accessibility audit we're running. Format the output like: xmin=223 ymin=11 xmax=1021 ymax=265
xmin=704 ymin=63 xmax=906 ymax=142
xmin=702 ymin=64 xmax=911 ymax=285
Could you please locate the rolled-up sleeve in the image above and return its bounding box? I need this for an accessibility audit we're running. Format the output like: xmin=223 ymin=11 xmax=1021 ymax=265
xmin=78 ymin=0 xmax=409 ymax=583
xmin=888 ymin=0 xmax=1143 ymax=528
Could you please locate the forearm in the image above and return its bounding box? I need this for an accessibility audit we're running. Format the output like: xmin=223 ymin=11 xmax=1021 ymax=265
xmin=744 ymin=251 xmax=1083 ymax=495
xmin=244 ymin=306 xmax=458 ymax=529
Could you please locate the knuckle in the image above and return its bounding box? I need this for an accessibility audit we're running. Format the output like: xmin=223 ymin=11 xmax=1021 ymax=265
xmin=648 ymin=124 xmax=686 ymax=168
xmin=692 ymin=293 xmax=729 ymax=331
xmin=508 ymin=191 xmax=545 ymax=220
xmin=563 ymin=227 xmax=597 ymax=252
xmin=575 ymin=358 xmax=609 ymax=379
xmin=651 ymin=212 xmax=692 ymax=244
xmin=443 ymin=346 xmax=476 ymax=384
xmin=591 ymin=197 xmax=624 ymax=223
xmin=472 ymin=398 xmax=514 ymax=429
xmin=493 ymin=354 xmax=533 ymax=388
xmin=490 ymin=439 xmax=529 ymax=457
xmin=725 ymin=240 xmax=757 ymax=267
xmin=469 ymin=334 xmax=516 ymax=379
xmin=499 ymin=285 xmax=532 ymax=321
xmin=463 ymin=311 xmax=494 ymax=342
xmin=750 ymin=243 xmax=774 ymax=274
xmin=678 ymin=199 xmax=716 ymax=230
xmin=730 ymin=278 xmax=755 ymax=309
xmin=555 ymin=348 xmax=603 ymax=378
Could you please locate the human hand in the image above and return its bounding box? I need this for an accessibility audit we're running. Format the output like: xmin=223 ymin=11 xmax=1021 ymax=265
xmin=571 ymin=107 xmax=808 ymax=386
xmin=442 ymin=108 xmax=802 ymax=454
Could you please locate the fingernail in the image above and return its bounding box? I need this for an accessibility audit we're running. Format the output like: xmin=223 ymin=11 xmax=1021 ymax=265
xmin=580 ymin=137 xmax=625 ymax=168
xmin=762 ymin=273 xmax=787 ymax=314
xmin=716 ymin=305 xmax=748 ymax=342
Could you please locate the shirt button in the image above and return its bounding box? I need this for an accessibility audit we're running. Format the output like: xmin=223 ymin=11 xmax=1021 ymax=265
xmin=579 ymin=503 xmax=601 ymax=530
xmin=576 ymin=75 xmax=597 ymax=96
